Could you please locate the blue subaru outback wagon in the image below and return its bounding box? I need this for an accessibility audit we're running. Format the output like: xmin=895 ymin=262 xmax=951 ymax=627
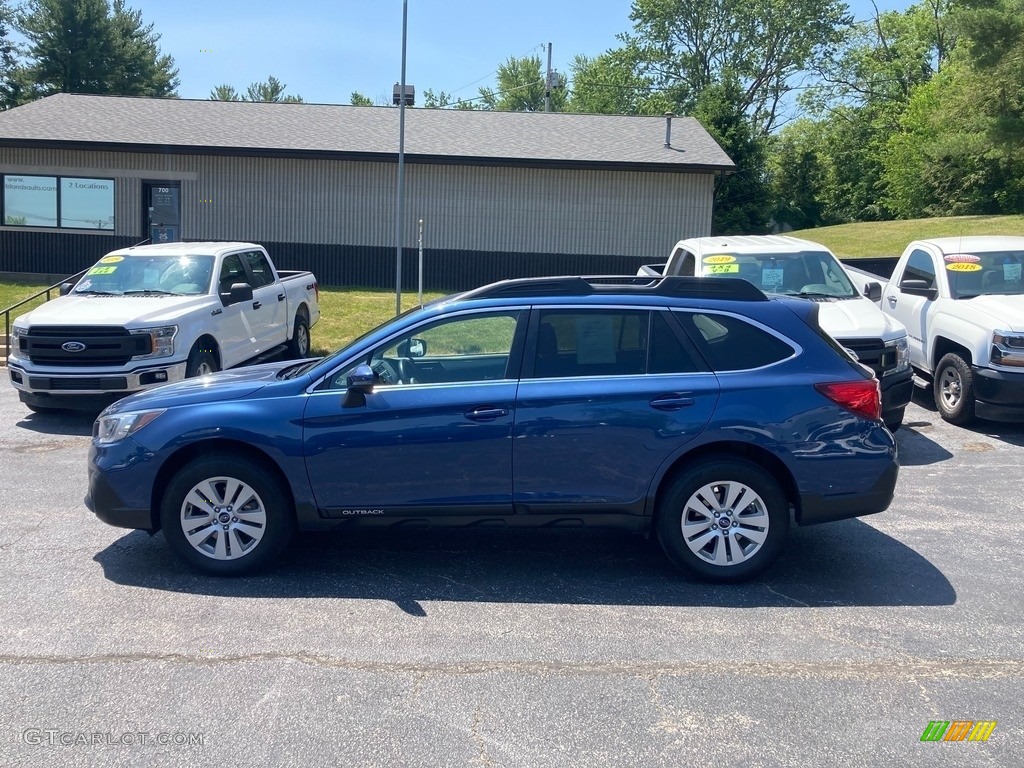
xmin=86 ymin=276 xmax=898 ymax=582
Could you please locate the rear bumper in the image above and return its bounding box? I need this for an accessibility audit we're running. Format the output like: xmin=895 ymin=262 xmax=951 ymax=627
xmin=797 ymin=461 xmax=898 ymax=525
xmin=971 ymin=366 xmax=1024 ymax=421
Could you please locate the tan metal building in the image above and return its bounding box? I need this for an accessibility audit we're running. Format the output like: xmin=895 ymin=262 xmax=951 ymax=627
xmin=0 ymin=94 xmax=733 ymax=289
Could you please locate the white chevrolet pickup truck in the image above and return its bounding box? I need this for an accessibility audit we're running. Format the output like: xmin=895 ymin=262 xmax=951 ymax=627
xmin=638 ymin=235 xmax=913 ymax=429
xmin=866 ymin=236 xmax=1024 ymax=425
xmin=8 ymin=241 xmax=319 ymax=412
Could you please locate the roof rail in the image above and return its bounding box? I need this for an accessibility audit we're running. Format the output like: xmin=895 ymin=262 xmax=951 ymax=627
xmin=460 ymin=275 xmax=767 ymax=302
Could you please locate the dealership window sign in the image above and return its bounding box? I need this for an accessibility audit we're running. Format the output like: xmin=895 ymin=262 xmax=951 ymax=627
xmin=3 ymin=174 xmax=115 ymax=230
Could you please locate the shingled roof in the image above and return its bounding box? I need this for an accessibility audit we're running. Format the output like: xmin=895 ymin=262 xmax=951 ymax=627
xmin=0 ymin=93 xmax=734 ymax=172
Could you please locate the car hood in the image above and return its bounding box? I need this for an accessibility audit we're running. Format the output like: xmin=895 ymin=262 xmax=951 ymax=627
xmin=960 ymin=295 xmax=1024 ymax=332
xmin=17 ymin=293 xmax=210 ymax=327
xmin=817 ymin=297 xmax=906 ymax=340
xmin=101 ymin=360 xmax=299 ymax=415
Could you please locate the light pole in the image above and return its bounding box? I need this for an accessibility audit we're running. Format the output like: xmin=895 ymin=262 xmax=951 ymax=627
xmin=395 ymin=0 xmax=409 ymax=316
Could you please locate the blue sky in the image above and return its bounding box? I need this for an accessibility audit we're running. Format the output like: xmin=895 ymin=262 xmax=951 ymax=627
xmin=131 ymin=0 xmax=912 ymax=106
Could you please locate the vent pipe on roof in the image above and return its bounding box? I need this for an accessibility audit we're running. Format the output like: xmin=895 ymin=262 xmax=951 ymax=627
xmin=664 ymin=113 xmax=673 ymax=148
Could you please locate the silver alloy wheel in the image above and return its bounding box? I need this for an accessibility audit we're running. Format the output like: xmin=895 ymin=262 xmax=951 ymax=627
xmin=295 ymin=322 xmax=309 ymax=355
xmin=178 ymin=475 xmax=268 ymax=560
xmin=939 ymin=365 xmax=963 ymax=410
xmin=194 ymin=360 xmax=215 ymax=376
xmin=681 ymin=480 xmax=770 ymax=566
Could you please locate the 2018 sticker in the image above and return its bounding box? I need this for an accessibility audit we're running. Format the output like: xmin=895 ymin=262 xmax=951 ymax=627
xmin=707 ymin=264 xmax=739 ymax=274
xmin=87 ymin=265 xmax=117 ymax=275
xmin=945 ymin=262 xmax=982 ymax=272
xmin=703 ymin=255 xmax=736 ymax=264
xmin=99 ymin=255 xmax=124 ymax=264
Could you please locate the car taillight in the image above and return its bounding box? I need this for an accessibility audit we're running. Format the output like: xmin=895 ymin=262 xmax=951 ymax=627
xmin=814 ymin=380 xmax=881 ymax=421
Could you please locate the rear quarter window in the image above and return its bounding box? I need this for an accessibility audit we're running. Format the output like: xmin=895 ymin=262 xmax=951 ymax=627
xmin=678 ymin=311 xmax=795 ymax=371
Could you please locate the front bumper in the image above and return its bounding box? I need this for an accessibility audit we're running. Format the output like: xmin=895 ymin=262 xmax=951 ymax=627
xmin=880 ymin=368 xmax=914 ymax=423
xmin=971 ymin=366 xmax=1024 ymax=422
xmin=86 ymin=437 xmax=161 ymax=531
xmin=9 ymin=359 xmax=188 ymax=399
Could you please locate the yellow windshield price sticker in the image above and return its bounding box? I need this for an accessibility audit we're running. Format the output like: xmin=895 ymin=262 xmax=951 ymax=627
xmin=99 ymin=255 xmax=123 ymax=264
xmin=707 ymin=264 xmax=739 ymax=274
xmin=87 ymin=265 xmax=117 ymax=275
xmin=946 ymin=263 xmax=981 ymax=272
xmin=703 ymin=255 xmax=736 ymax=264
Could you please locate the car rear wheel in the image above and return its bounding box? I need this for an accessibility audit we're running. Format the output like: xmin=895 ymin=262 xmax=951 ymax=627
xmin=934 ymin=352 xmax=976 ymax=425
xmin=160 ymin=453 xmax=294 ymax=575
xmin=656 ymin=457 xmax=789 ymax=583
xmin=286 ymin=311 xmax=310 ymax=359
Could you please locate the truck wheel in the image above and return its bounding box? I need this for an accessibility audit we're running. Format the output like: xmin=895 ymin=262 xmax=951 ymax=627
xmin=286 ymin=312 xmax=310 ymax=359
xmin=934 ymin=353 xmax=976 ymax=425
xmin=186 ymin=345 xmax=218 ymax=378
xmin=160 ymin=453 xmax=294 ymax=576
xmin=656 ymin=457 xmax=789 ymax=583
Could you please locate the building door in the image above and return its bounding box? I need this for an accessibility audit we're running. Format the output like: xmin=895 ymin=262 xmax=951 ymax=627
xmin=143 ymin=182 xmax=181 ymax=243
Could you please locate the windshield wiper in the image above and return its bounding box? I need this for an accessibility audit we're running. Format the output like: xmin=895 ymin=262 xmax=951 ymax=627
xmin=122 ymin=289 xmax=177 ymax=296
xmin=73 ymin=289 xmax=120 ymax=296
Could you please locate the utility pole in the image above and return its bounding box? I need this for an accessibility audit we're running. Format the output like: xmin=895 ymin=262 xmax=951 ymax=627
xmin=544 ymin=42 xmax=553 ymax=113
xmin=395 ymin=0 xmax=409 ymax=316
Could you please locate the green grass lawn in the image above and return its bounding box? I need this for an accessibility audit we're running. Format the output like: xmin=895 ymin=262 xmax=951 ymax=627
xmin=790 ymin=214 xmax=1024 ymax=258
xmin=0 ymin=280 xmax=446 ymax=355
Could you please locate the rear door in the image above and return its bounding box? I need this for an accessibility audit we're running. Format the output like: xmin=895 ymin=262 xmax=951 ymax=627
xmin=241 ymin=249 xmax=285 ymax=350
xmin=512 ymin=307 xmax=720 ymax=515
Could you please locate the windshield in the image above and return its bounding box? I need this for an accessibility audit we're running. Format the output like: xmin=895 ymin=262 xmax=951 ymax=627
xmin=946 ymin=250 xmax=1024 ymax=299
xmin=696 ymin=250 xmax=857 ymax=298
xmin=73 ymin=254 xmax=215 ymax=296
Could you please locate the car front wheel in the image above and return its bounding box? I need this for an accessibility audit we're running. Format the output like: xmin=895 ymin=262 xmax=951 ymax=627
xmin=656 ymin=457 xmax=789 ymax=583
xmin=934 ymin=352 xmax=976 ymax=425
xmin=160 ymin=453 xmax=294 ymax=575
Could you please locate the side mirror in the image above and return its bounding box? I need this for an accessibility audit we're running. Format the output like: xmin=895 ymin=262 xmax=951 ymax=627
xmin=407 ymin=338 xmax=426 ymax=358
xmin=222 ymin=282 xmax=254 ymax=305
xmin=863 ymin=281 xmax=882 ymax=302
xmin=899 ymin=278 xmax=938 ymax=300
xmin=59 ymin=282 xmax=75 ymax=296
xmin=342 ymin=364 xmax=376 ymax=408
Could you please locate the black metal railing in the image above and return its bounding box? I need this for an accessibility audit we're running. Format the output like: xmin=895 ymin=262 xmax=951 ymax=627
xmin=1 ymin=270 xmax=87 ymax=363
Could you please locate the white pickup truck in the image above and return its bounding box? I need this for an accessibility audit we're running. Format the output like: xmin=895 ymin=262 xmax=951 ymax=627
xmin=864 ymin=236 xmax=1024 ymax=425
xmin=638 ymin=235 xmax=913 ymax=429
xmin=8 ymin=241 xmax=319 ymax=412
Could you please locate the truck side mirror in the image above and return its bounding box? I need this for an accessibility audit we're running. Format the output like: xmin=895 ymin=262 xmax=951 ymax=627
xmin=899 ymin=279 xmax=937 ymax=300
xmin=222 ymin=282 xmax=254 ymax=305
xmin=863 ymin=281 xmax=882 ymax=302
xmin=59 ymin=282 xmax=75 ymax=296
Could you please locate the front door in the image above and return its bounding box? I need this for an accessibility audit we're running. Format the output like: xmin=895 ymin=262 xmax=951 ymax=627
xmin=143 ymin=182 xmax=181 ymax=243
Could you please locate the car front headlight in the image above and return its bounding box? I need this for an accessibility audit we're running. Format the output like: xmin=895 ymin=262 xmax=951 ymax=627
xmin=991 ymin=330 xmax=1024 ymax=367
xmin=94 ymin=409 xmax=166 ymax=445
xmin=884 ymin=336 xmax=910 ymax=376
xmin=130 ymin=325 xmax=177 ymax=359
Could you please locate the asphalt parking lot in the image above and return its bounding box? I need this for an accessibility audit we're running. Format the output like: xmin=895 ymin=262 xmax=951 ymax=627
xmin=1 ymin=382 xmax=1022 ymax=767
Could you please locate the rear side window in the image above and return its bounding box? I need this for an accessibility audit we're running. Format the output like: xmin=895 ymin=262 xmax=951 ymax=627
xmin=243 ymin=251 xmax=275 ymax=287
xmin=678 ymin=311 xmax=794 ymax=371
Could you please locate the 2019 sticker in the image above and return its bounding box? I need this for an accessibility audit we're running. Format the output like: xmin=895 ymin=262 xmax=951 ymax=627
xmin=99 ymin=255 xmax=124 ymax=264
xmin=703 ymin=255 xmax=736 ymax=264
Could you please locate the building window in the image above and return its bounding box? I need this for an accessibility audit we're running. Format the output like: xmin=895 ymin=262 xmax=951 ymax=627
xmin=2 ymin=174 xmax=115 ymax=230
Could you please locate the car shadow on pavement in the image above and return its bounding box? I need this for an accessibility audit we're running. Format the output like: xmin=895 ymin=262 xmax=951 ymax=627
xmin=94 ymin=519 xmax=955 ymax=615
xmin=894 ymin=423 xmax=954 ymax=465
xmin=15 ymin=409 xmax=97 ymax=437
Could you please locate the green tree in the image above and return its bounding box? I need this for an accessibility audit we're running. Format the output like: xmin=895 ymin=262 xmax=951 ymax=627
xmin=422 ymin=88 xmax=476 ymax=109
xmin=209 ymin=76 xmax=303 ymax=103
xmin=478 ymin=55 xmax=565 ymax=112
xmin=567 ymin=48 xmax=669 ymax=115
xmin=767 ymin=119 xmax=829 ymax=229
xmin=0 ymin=0 xmax=20 ymax=108
xmin=17 ymin=0 xmax=178 ymax=99
xmin=625 ymin=0 xmax=850 ymax=134
xmin=349 ymin=90 xmax=374 ymax=106
xmin=694 ymin=79 xmax=772 ymax=234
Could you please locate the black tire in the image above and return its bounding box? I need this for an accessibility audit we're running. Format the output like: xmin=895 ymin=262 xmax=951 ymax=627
xmin=286 ymin=311 xmax=310 ymax=359
xmin=185 ymin=345 xmax=219 ymax=378
xmin=656 ymin=457 xmax=789 ymax=583
xmin=934 ymin=352 xmax=976 ymax=425
xmin=160 ymin=453 xmax=295 ymax=576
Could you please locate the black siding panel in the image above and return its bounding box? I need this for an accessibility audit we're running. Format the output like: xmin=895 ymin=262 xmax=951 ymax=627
xmin=1 ymin=232 xmax=647 ymax=292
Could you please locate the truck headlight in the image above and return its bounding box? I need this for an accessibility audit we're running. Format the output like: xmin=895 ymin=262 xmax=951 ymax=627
xmin=883 ymin=336 xmax=910 ymax=376
xmin=94 ymin=409 xmax=165 ymax=445
xmin=130 ymin=325 xmax=177 ymax=360
xmin=991 ymin=331 xmax=1024 ymax=367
